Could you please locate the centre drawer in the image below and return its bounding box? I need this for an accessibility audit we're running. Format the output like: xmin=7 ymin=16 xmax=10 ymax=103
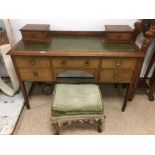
xmin=52 ymin=57 xmax=99 ymax=68
xmin=102 ymin=58 xmax=136 ymax=69
xmin=100 ymin=69 xmax=133 ymax=83
xmin=19 ymin=68 xmax=52 ymax=81
xmin=15 ymin=56 xmax=51 ymax=69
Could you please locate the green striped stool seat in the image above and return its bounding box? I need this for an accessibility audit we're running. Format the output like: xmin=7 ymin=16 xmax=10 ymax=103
xmin=51 ymin=84 xmax=105 ymax=134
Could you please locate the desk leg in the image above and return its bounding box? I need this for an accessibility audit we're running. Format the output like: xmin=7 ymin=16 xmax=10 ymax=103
xmin=128 ymin=80 xmax=137 ymax=101
xmin=128 ymin=59 xmax=144 ymax=101
xmin=20 ymin=81 xmax=30 ymax=109
xmin=121 ymin=83 xmax=133 ymax=112
xmin=11 ymin=56 xmax=30 ymax=109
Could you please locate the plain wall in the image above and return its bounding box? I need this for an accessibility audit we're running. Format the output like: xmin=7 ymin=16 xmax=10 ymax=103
xmin=9 ymin=19 xmax=155 ymax=77
xmin=9 ymin=19 xmax=137 ymax=43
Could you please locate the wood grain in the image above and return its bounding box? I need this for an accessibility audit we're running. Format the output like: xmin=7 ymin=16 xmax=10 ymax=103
xmin=101 ymin=58 xmax=137 ymax=69
xmin=52 ymin=57 xmax=99 ymax=68
xmin=100 ymin=69 xmax=133 ymax=83
xmin=15 ymin=56 xmax=51 ymax=69
xmin=19 ymin=68 xmax=52 ymax=81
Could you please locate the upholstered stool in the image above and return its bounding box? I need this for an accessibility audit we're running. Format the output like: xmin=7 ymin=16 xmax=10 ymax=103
xmin=51 ymin=84 xmax=105 ymax=134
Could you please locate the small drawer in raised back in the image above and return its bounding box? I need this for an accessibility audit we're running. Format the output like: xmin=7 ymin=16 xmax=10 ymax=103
xmin=105 ymin=25 xmax=133 ymax=42
xmin=20 ymin=24 xmax=50 ymax=42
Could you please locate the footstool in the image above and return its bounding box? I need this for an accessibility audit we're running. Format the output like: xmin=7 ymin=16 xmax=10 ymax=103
xmin=51 ymin=84 xmax=105 ymax=134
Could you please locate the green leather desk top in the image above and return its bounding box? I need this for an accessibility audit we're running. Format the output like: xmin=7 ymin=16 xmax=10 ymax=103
xmin=15 ymin=36 xmax=135 ymax=52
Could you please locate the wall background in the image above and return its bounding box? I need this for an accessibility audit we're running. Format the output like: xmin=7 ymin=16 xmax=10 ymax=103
xmin=9 ymin=19 xmax=155 ymax=77
xmin=9 ymin=19 xmax=137 ymax=43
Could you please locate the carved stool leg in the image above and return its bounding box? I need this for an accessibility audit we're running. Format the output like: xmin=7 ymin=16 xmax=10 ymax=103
xmin=53 ymin=123 xmax=60 ymax=135
xmin=97 ymin=119 xmax=103 ymax=133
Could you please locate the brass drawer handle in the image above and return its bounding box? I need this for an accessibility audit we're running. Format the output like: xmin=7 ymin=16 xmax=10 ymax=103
xmin=85 ymin=60 xmax=90 ymax=66
xmin=113 ymin=73 xmax=119 ymax=79
xmin=116 ymin=60 xmax=121 ymax=67
xmin=61 ymin=59 xmax=67 ymax=66
xmin=29 ymin=59 xmax=35 ymax=65
xmin=33 ymin=72 xmax=38 ymax=77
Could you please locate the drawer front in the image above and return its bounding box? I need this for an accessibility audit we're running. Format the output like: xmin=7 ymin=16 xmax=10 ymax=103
xmin=15 ymin=57 xmax=50 ymax=69
xmin=100 ymin=69 xmax=133 ymax=83
xmin=19 ymin=68 xmax=52 ymax=81
xmin=52 ymin=58 xmax=99 ymax=68
xmin=102 ymin=58 xmax=136 ymax=69
xmin=22 ymin=31 xmax=46 ymax=41
xmin=107 ymin=32 xmax=133 ymax=41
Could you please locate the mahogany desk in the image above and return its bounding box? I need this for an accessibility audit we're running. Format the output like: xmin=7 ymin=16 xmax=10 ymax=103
xmin=8 ymin=35 xmax=144 ymax=112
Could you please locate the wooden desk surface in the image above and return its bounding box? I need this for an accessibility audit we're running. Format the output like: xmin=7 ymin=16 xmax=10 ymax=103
xmin=9 ymin=36 xmax=143 ymax=58
xmin=16 ymin=36 xmax=135 ymax=51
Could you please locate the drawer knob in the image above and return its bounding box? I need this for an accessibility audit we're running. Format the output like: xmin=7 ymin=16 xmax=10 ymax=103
xmin=29 ymin=60 xmax=35 ymax=65
xmin=116 ymin=60 xmax=121 ymax=66
xmin=85 ymin=60 xmax=90 ymax=67
xmin=61 ymin=59 xmax=67 ymax=66
xmin=33 ymin=72 xmax=38 ymax=77
xmin=113 ymin=73 xmax=118 ymax=79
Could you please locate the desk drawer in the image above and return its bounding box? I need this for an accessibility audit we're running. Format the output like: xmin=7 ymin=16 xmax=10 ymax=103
xmin=52 ymin=58 xmax=99 ymax=68
xmin=15 ymin=57 xmax=50 ymax=69
xmin=19 ymin=68 xmax=52 ymax=81
xmin=100 ymin=69 xmax=133 ymax=83
xmin=101 ymin=58 xmax=136 ymax=69
xmin=107 ymin=32 xmax=133 ymax=41
xmin=21 ymin=31 xmax=47 ymax=42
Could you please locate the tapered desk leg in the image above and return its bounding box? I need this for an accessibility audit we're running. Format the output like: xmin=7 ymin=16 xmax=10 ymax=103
xmin=11 ymin=56 xmax=30 ymax=109
xmin=20 ymin=81 xmax=30 ymax=109
xmin=128 ymin=81 xmax=137 ymax=102
xmin=121 ymin=83 xmax=133 ymax=112
xmin=128 ymin=59 xmax=144 ymax=101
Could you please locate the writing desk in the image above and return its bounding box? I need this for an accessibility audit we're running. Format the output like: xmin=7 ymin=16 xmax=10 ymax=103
xmin=8 ymin=35 xmax=144 ymax=112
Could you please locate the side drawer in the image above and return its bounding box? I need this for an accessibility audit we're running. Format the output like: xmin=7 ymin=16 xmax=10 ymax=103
xmin=101 ymin=58 xmax=136 ymax=69
xmin=100 ymin=69 xmax=133 ymax=83
xmin=107 ymin=32 xmax=133 ymax=41
xmin=19 ymin=68 xmax=52 ymax=81
xmin=15 ymin=57 xmax=51 ymax=69
xmin=52 ymin=57 xmax=99 ymax=68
